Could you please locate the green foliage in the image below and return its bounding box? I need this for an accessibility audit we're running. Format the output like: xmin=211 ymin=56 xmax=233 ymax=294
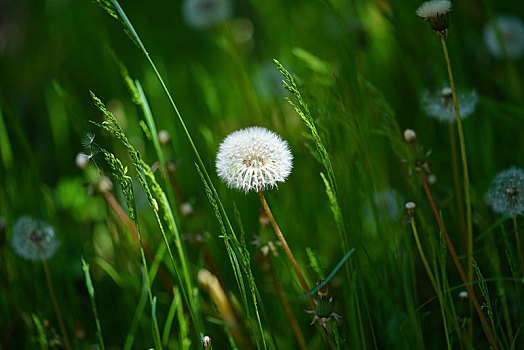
xmin=2 ymin=0 xmax=524 ymax=349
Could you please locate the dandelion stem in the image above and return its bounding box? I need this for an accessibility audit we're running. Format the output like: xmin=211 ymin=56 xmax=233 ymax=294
xmin=258 ymin=190 xmax=315 ymax=309
xmin=267 ymin=256 xmax=307 ymax=350
xmin=448 ymin=122 xmax=465 ymax=238
xmin=440 ymin=37 xmax=473 ymax=284
xmin=42 ymin=259 xmax=71 ymax=350
xmin=513 ymin=216 xmax=524 ymax=277
xmin=417 ymin=169 xmax=499 ymax=350
xmin=410 ymin=217 xmax=438 ymax=293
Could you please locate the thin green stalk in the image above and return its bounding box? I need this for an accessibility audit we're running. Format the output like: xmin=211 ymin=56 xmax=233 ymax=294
xmin=417 ymin=169 xmax=499 ymax=349
xmin=448 ymin=122 xmax=465 ymax=239
xmin=135 ymin=221 xmax=163 ymax=349
xmin=513 ymin=216 xmax=524 ymax=277
xmin=410 ymin=217 xmax=438 ymax=293
xmin=440 ymin=37 xmax=473 ymax=284
xmin=42 ymin=259 xmax=71 ymax=350
xmin=82 ymin=259 xmax=105 ymax=350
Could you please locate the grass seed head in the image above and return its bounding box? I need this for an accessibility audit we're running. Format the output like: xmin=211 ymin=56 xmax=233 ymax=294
xmin=216 ymin=126 xmax=293 ymax=193
xmin=11 ymin=216 xmax=60 ymax=261
xmin=416 ymin=0 xmax=452 ymax=38
xmin=486 ymin=167 xmax=524 ymax=216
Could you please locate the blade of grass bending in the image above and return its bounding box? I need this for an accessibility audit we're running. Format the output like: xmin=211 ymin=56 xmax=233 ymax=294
xmin=32 ymin=314 xmax=48 ymax=350
xmin=196 ymin=164 xmax=266 ymax=350
xmin=301 ymin=249 xmax=355 ymax=298
xmin=0 ymin=108 xmax=13 ymax=170
xmin=124 ymin=279 xmax=148 ymax=350
xmin=162 ymin=289 xmax=180 ymax=347
xmin=135 ymin=81 xmax=197 ymax=328
xmin=82 ymin=259 xmax=105 ymax=350
xmin=96 ymin=2 xmax=267 ymax=345
xmin=152 ymin=297 xmax=161 ymax=350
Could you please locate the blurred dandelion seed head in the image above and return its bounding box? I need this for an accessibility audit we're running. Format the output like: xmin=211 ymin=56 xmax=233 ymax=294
xmin=416 ymin=0 xmax=452 ymax=37
xmin=421 ymin=87 xmax=478 ymax=123
xmin=484 ymin=15 xmax=524 ymax=59
xmin=182 ymin=0 xmax=232 ymax=29
xmin=216 ymin=126 xmax=293 ymax=193
xmin=486 ymin=167 xmax=524 ymax=216
xmin=11 ymin=216 xmax=60 ymax=261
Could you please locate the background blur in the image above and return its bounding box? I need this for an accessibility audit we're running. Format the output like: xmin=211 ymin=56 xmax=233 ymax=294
xmin=1 ymin=0 xmax=523 ymax=348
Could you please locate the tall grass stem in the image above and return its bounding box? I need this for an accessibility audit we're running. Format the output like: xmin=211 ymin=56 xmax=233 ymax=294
xmin=417 ymin=169 xmax=499 ymax=349
xmin=42 ymin=259 xmax=71 ymax=350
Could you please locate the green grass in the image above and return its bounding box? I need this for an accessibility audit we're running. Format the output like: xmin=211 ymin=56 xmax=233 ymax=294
xmin=1 ymin=0 xmax=523 ymax=348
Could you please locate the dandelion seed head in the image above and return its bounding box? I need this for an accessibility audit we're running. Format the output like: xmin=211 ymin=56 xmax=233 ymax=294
xmin=416 ymin=0 xmax=452 ymax=19
xmin=182 ymin=0 xmax=232 ymax=29
xmin=486 ymin=167 xmax=524 ymax=216
xmin=405 ymin=202 xmax=416 ymax=210
xmin=416 ymin=1 xmax=452 ymax=37
xmin=216 ymin=126 xmax=293 ymax=193
xmin=484 ymin=15 xmax=524 ymax=59
xmin=82 ymin=132 xmax=95 ymax=150
xmin=11 ymin=216 xmax=60 ymax=261
xmin=421 ymin=87 xmax=478 ymax=123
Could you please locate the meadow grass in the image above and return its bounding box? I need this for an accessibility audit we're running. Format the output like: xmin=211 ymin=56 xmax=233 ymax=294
xmin=1 ymin=0 xmax=523 ymax=349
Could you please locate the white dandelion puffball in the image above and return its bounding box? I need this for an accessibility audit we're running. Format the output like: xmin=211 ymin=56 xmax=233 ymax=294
xmin=11 ymin=216 xmax=60 ymax=261
xmin=182 ymin=0 xmax=232 ymax=29
xmin=416 ymin=0 xmax=452 ymax=20
xmin=486 ymin=167 xmax=524 ymax=216
xmin=421 ymin=87 xmax=478 ymax=123
xmin=484 ymin=15 xmax=524 ymax=59
xmin=216 ymin=126 xmax=293 ymax=193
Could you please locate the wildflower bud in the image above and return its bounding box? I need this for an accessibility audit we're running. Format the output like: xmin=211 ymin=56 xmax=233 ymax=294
xmin=427 ymin=174 xmax=438 ymax=185
xmin=403 ymin=129 xmax=417 ymax=143
xmin=202 ymin=335 xmax=212 ymax=348
xmin=97 ymin=176 xmax=114 ymax=194
xmin=158 ymin=130 xmax=171 ymax=146
xmin=416 ymin=0 xmax=452 ymax=38
xmin=167 ymin=161 xmax=177 ymax=173
xmin=152 ymin=198 xmax=159 ymax=212
xmin=180 ymin=202 xmax=194 ymax=216
xmin=405 ymin=201 xmax=416 ymax=217
xmin=259 ymin=210 xmax=270 ymax=226
xmin=76 ymin=153 xmax=90 ymax=170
